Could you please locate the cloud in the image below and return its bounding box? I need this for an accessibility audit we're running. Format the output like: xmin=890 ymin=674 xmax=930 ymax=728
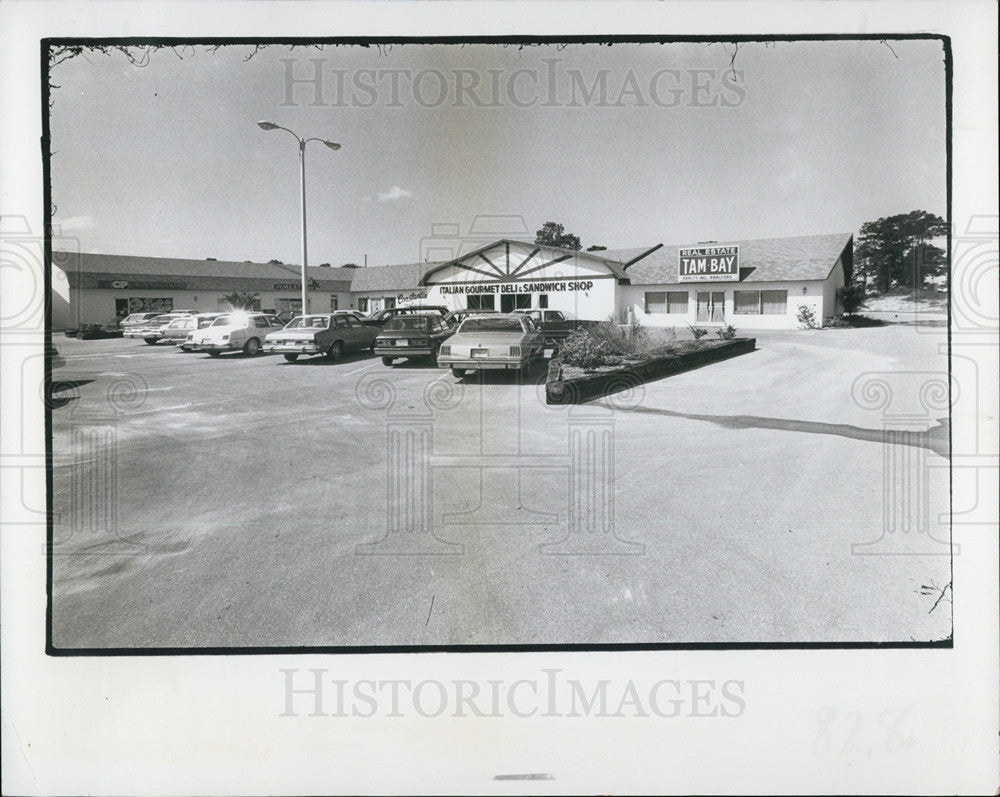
xmin=377 ymin=185 xmax=412 ymax=203
xmin=57 ymin=215 xmax=95 ymax=231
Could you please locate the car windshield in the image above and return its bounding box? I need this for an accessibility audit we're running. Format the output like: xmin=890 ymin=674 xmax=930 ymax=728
xmin=197 ymin=317 xmax=217 ymax=328
xmin=286 ymin=316 xmax=331 ymax=329
xmin=459 ymin=317 xmax=525 ymax=333
xmin=385 ymin=317 xmax=430 ymax=331
xmin=210 ymin=314 xmax=237 ymax=327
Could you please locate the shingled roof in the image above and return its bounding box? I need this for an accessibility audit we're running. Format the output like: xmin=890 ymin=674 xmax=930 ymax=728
xmin=54 ymin=252 xmax=355 ymax=291
xmin=55 ymin=232 xmax=853 ymax=294
xmin=347 ymin=261 xmax=441 ymax=292
xmin=604 ymin=232 xmax=853 ymax=285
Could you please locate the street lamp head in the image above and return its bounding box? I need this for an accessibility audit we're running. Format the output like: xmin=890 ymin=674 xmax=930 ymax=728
xmin=323 ymin=141 xmax=341 ymax=151
xmin=257 ymin=121 xmax=279 ymax=130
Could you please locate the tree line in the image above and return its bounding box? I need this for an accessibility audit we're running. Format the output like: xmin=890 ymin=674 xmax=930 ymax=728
xmin=537 ymin=211 xmax=948 ymax=301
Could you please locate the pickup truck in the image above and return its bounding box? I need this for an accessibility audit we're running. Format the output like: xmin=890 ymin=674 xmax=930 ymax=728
xmin=510 ymin=309 xmax=578 ymax=348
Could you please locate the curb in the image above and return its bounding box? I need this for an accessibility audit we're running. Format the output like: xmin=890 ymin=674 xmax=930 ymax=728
xmin=545 ymin=338 xmax=756 ymax=405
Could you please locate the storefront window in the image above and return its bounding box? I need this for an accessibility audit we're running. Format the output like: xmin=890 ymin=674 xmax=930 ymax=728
xmin=644 ymin=292 xmax=666 ymax=314
xmin=734 ymin=291 xmax=760 ymax=314
xmin=357 ymin=297 xmax=369 ymax=313
xmin=735 ymin=290 xmax=788 ymax=314
xmin=761 ymin=290 xmax=788 ymax=314
xmin=467 ymin=295 xmax=495 ymax=310
xmin=666 ymin=291 xmax=688 ymax=314
xmin=538 ymin=294 xmax=548 ymax=308
xmin=129 ymin=297 xmax=174 ymax=313
xmin=500 ymin=294 xmax=531 ymax=313
xmin=384 ymin=296 xmax=396 ymax=309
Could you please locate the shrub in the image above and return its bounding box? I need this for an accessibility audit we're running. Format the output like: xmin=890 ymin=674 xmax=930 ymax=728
xmin=627 ymin=316 xmax=648 ymax=347
xmin=559 ymin=328 xmax=610 ymax=370
xmin=587 ymin=321 xmax=630 ymax=356
xmin=716 ymin=324 xmax=738 ymax=340
xmin=688 ymin=325 xmax=708 ymax=339
xmin=825 ymin=313 xmax=886 ymax=329
xmin=796 ymin=305 xmax=819 ymax=329
xmin=839 ymin=282 xmax=866 ymax=314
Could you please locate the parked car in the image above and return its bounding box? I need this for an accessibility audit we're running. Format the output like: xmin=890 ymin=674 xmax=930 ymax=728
xmin=78 ymin=321 xmax=124 ymax=340
xmin=443 ymin=308 xmax=499 ymax=327
xmin=264 ymin=312 xmax=378 ymax=362
xmin=120 ymin=312 xmax=165 ymax=335
xmin=158 ymin=313 xmax=224 ymax=347
xmin=126 ymin=311 xmax=198 ymax=342
xmin=362 ymin=305 xmax=449 ymax=327
xmin=191 ymin=312 xmax=284 ymax=356
xmin=511 ymin=309 xmax=575 ymax=347
xmin=375 ymin=314 xmax=455 ymax=366
xmin=437 ymin=314 xmax=544 ymax=377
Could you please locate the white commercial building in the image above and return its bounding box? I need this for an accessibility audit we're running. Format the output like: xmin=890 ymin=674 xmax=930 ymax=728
xmin=52 ymin=232 xmax=853 ymax=330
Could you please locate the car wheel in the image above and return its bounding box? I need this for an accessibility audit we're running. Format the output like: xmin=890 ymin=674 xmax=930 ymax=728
xmin=326 ymin=341 xmax=343 ymax=361
xmin=143 ymin=338 xmax=157 ymax=345
xmin=243 ymin=338 xmax=261 ymax=356
xmin=283 ymin=353 xmax=299 ymax=362
xmin=207 ymin=350 xmax=221 ymax=357
xmin=451 ymin=367 xmax=466 ymax=378
xmin=381 ymin=356 xmax=394 ymax=366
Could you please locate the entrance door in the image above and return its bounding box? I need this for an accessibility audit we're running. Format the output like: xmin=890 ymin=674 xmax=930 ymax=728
xmin=696 ymin=291 xmax=725 ymax=322
xmin=115 ymin=299 xmax=129 ymax=318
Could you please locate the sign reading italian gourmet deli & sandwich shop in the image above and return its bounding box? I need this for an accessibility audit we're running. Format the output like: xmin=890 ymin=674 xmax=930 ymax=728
xmin=678 ymin=245 xmax=740 ymax=282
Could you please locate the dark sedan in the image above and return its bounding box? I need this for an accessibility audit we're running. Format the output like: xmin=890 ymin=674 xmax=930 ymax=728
xmin=362 ymin=306 xmax=449 ymax=327
xmin=375 ymin=314 xmax=454 ymax=366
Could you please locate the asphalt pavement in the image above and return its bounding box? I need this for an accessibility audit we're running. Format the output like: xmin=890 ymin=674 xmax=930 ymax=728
xmin=49 ymin=324 xmax=952 ymax=648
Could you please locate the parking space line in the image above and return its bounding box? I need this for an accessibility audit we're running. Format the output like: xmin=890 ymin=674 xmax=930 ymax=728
xmin=344 ymin=362 xmax=380 ymax=377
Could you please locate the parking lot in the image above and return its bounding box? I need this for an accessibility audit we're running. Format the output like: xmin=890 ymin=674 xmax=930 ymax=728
xmin=50 ymin=324 xmax=952 ymax=648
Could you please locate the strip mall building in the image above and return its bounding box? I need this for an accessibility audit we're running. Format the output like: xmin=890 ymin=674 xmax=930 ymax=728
xmin=52 ymin=232 xmax=853 ymax=331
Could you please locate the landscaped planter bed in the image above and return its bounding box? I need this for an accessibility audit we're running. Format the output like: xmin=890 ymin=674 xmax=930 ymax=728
xmin=546 ymin=337 xmax=756 ymax=404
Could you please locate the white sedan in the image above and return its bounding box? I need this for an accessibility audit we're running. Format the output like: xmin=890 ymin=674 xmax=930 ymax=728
xmin=436 ymin=313 xmax=544 ymax=377
xmin=189 ymin=312 xmax=284 ymax=356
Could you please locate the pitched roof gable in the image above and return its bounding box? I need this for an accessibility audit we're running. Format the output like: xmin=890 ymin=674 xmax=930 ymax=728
xmin=605 ymin=233 xmax=853 ymax=285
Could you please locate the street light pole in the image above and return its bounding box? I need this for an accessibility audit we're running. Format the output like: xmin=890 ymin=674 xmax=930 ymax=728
xmin=257 ymin=121 xmax=341 ymax=316
xmin=298 ymin=139 xmax=308 ymax=314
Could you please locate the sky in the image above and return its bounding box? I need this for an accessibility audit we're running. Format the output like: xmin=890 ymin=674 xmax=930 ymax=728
xmin=48 ymin=39 xmax=948 ymax=267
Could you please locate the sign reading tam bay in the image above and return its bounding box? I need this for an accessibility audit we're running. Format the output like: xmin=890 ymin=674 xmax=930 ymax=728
xmin=678 ymin=245 xmax=740 ymax=282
